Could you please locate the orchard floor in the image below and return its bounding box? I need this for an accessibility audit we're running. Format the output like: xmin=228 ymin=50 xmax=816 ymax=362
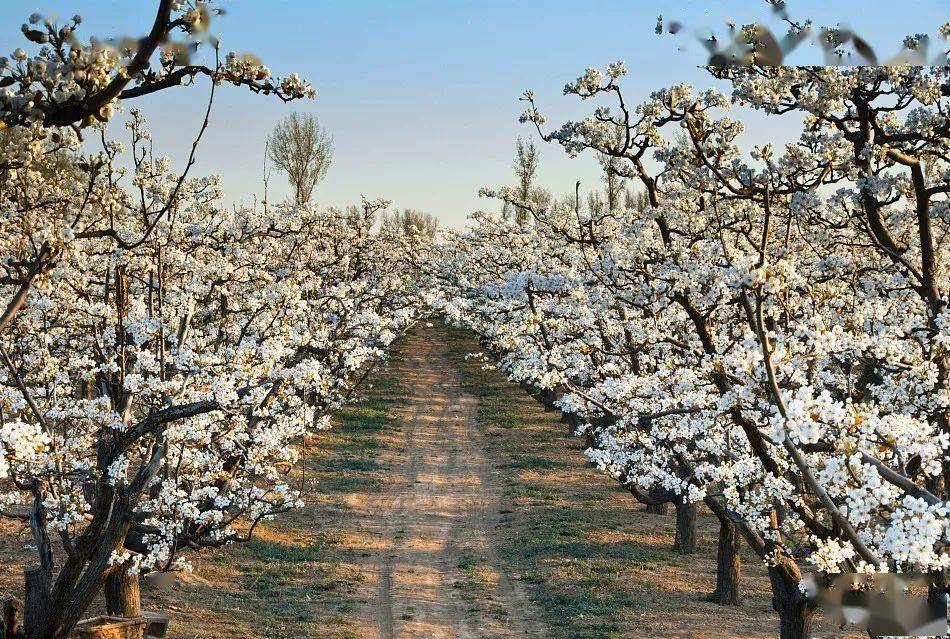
xmin=0 ymin=325 xmax=861 ymax=639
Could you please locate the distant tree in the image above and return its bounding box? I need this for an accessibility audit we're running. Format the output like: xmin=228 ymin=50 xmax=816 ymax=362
xmin=625 ymin=189 xmax=650 ymax=212
xmin=586 ymin=191 xmax=604 ymax=216
xmin=600 ymin=155 xmax=625 ymax=212
xmin=514 ymin=138 xmax=539 ymax=202
xmin=502 ymin=138 xmax=549 ymax=225
xmin=587 ymin=156 xmax=627 ymax=215
xmin=381 ymin=209 xmax=439 ymax=239
xmin=267 ymin=113 xmax=333 ymax=206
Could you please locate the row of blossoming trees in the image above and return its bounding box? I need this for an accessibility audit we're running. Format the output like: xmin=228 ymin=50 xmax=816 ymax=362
xmin=428 ymin=48 xmax=949 ymax=639
xmin=0 ymin=3 xmax=427 ymax=639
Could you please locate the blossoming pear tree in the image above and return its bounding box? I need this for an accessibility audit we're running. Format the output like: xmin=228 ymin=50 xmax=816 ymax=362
xmin=429 ymin=42 xmax=949 ymax=639
xmin=0 ymin=5 xmax=429 ymax=639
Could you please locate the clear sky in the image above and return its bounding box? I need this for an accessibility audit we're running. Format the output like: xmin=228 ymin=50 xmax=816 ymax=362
xmin=1 ymin=1 xmax=946 ymax=226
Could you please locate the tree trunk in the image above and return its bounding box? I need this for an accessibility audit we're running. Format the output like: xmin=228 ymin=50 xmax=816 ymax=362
xmin=539 ymin=388 xmax=558 ymax=410
xmin=645 ymin=502 xmax=669 ymax=515
xmin=24 ymin=565 xmax=52 ymax=639
xmin=927 ymin=570 xmax=947 ymax=630
xmin=673 ymin=499 xmax=697 ymax=554
xmin=769 ymin=562 xmax=814 ymax=639
xmin=775 ymin=598 xmax=814 ymax=639
xmin=557 ymin=411 xmax=582 ymax=438
xmin=104 ymin=568 xmax=142 ymax=618
xmin=708 ymin=517 xmax=741 ymax=605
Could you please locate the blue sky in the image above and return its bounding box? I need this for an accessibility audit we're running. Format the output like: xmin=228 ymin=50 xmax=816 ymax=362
xmin=1 ymin=1 xmax=946 ymax=226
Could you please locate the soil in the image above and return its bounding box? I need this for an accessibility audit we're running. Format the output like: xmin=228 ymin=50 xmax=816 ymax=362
xmin=349 ymin=327 xmax=548 ymax=638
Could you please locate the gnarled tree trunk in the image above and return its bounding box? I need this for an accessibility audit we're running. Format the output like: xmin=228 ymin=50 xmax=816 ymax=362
xmin=645 ymin=502 xmax=669 ymax=515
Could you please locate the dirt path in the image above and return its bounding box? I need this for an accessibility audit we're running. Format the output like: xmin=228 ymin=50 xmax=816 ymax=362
xmin=352 ymin=328 xmax=547 ymax=639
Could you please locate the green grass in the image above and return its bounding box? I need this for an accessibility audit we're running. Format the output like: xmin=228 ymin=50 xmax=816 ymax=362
xmin=210 ymin=546 xmax=360 ymax=633
xmin=243 ymin=534 xmax=335 ymax=563
xmin=451 ymin=548 xmax=510 ymax=626
xmin=302 ymin=368 xmax=402 ymax=496
xmin=504 ymin=455 xmax=564 ymax=470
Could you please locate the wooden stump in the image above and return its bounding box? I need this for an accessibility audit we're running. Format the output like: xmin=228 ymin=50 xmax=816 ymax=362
xmin=71 ymin=616 xmax=147 ymax=639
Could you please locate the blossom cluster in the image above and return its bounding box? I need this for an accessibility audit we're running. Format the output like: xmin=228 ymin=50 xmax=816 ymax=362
xmin=0 ymin=4 xmax=315 ymax=128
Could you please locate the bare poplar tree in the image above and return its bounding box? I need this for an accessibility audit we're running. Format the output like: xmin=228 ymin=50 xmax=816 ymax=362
xmin=267 ymin=113 xmax=333 ymax=206
xmin=503 ymin=137 xmax=550 ymax=225
xmin=513 ymin=137 xmax=538 ymax=225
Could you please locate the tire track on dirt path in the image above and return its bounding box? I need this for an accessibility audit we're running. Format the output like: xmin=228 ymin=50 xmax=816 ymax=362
xmin=354 ymin=326 xmax=548 ymax=639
